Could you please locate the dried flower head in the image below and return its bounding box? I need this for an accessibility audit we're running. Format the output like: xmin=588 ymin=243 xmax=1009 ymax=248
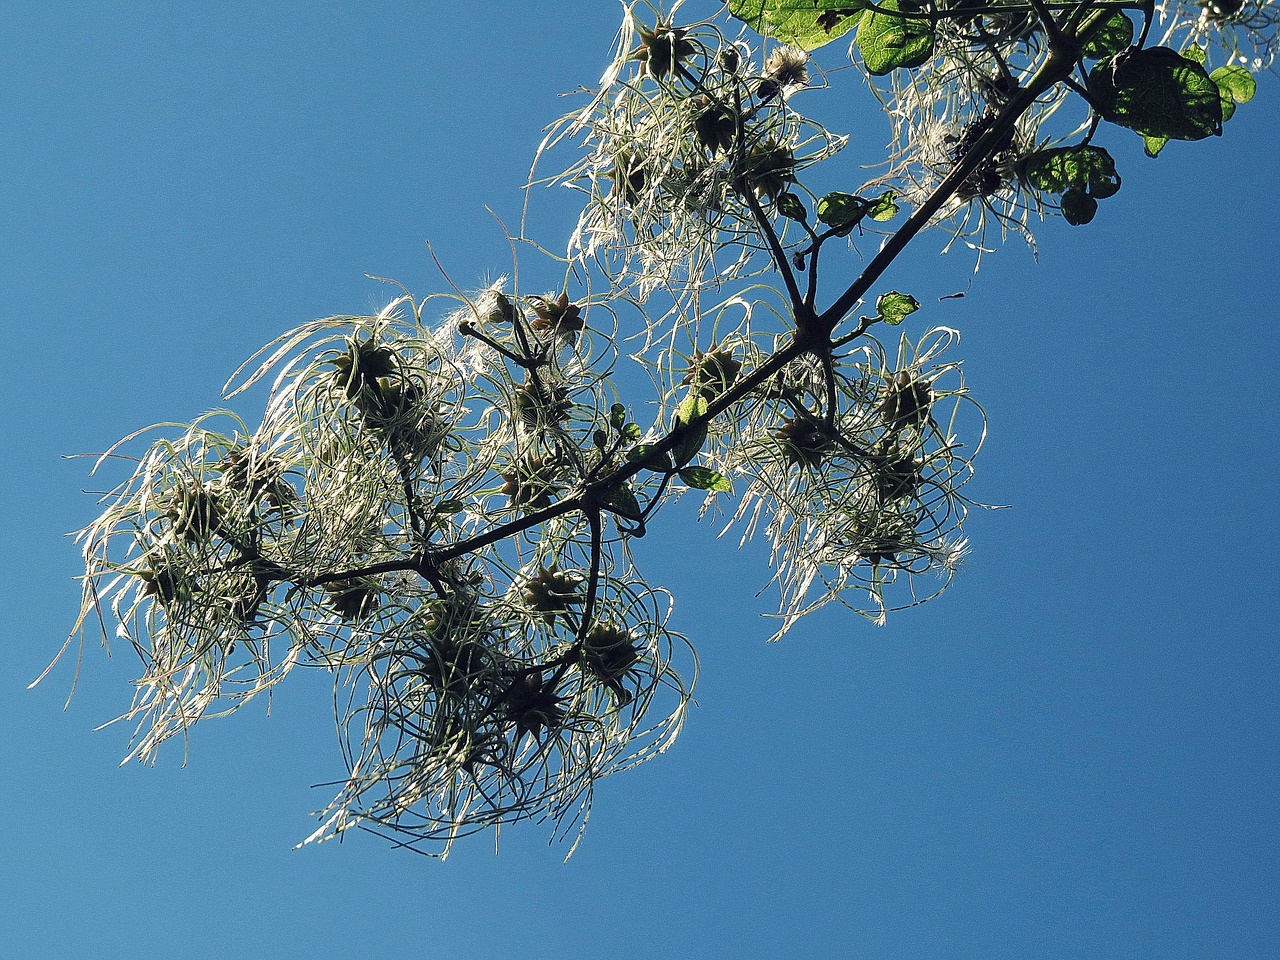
xmin=763 ymin=45 xmax=809 ymax=96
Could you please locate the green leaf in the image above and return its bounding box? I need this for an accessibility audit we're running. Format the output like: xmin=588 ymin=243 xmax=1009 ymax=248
xmin=672 ymin=394 xmax=709 ymax=466
xmin=776 ymin=192 xmax=807 ymax=222
xmin=1143 ymin=135 xmax=1169 ymax=158
xmin=678 ymin=466 xmax=733 ymax=493
xmin=876 ymin=291 xmax=919 ymax=326
xmin=865 ymin=190 xmax=899 ymax=222
xmin=622 ymin=422 xmax=642 ymax=441
xmin=592 ymin=429 xmax=608 ymax=450
xmin=1022 ymin=145 xmax=1121 ymax=199
xmin=856 ymin=1 xmax=935 ymax=76
xmin=1218 ymin=91 xmax=1237 ymax=123
xmin=672 ymin=423 xmax=708 ymax=466
xmin=600 ymin=483 xmax=643 ymax=521
xmin=728 ymin=0 xmax=865 ymax=51
xmin=1212 ymin=64 xmax=1256 ymax=124
xmin=676 ymin=393 xmax=707 ymax=426
xmin=627 ymin=444 xmax=674 ymax=471
xmin=1061 ymin=187 xmax=1098 ymax=226
xmin=1088 ymin=47 xmax=1222 ymax=141
xmin=610 ymin=403 xmax=626 ymax=429
xmin=816 ymin=192 xmax=866 ymax=235
xmin=1181 ymin=44 xmax=1207 ymax=65
xmin=1081 ymin=12 xmax=1133 ymax=60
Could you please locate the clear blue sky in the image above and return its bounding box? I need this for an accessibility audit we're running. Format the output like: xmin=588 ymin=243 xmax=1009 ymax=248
xmin=3 ymin=3 xmax=1277 ymax=958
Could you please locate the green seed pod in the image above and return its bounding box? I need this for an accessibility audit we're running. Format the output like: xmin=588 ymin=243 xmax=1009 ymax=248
xmin=521 ymin=565 xmax=584 ymax=625
xmin=500 ymin=457 xmax=556 ymax=510
xmin=879 ymin=372 xmax=932 ymax=434
xmin=859 ymin=538 xmax=904 ymax=566
xmin=741 ymin=138 xmax=796 ymax=200
xmin=1202 ymin=0 xmax=1245 ymax=17
xmin=139 ymin=561 xmax=191 ymax=608
xmin=330 ymin=337 xmax=398 ymax=401
xmin=218 ymin=448 xmax=295 ymax=513
xmin=580 ymin=623 xmax=641 ymax=704
xmin=681 ymin=345 xmax=742 ymax=400
xmin=500 ymin=673 xmax=567 ymax=739
xmin=755 ymin=77 xmax=781 ymax=102
xmin=607 ymin=151 xmax=649 ymax=206
xmin=873 ymin=450 xmax=923 ymax=502
xmin=485 ymin=291 xmax=516 ymax=324
xmin=629 ymin=22 xmax=697 ymax=79
xmin=167 ymin=480 xmax=222 ymax=542
xmin=512 ymin=384 xmax=573 ymax=427
xmin=527 ymin=293 xmax=585 ymax=342
xmin=324 ymin=579 xmax=378 ymax=622
xmin=693 ymin=98 xmax=736 ymax=155
xmin=418 ymin=626 xmax=492 ymax=697
xmin=772 ymin=418 xmax=836 ymax=470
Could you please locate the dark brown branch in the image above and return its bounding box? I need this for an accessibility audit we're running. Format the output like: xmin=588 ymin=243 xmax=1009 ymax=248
xmin=819 ymin=47 xmax=1080 ymax=336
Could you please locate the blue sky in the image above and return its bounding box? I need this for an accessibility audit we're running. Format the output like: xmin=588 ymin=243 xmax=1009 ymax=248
xmin=3 ymin=3 xmax=1278 ymax=958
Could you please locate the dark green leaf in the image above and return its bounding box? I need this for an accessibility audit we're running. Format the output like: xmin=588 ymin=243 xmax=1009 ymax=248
xmin=600 ymin=483 xmax=643 ymax=521
xmin=1081 ymin=12 xmax=1133 ymax=60
xmin=433 ymin=499 xmax=465 ymax=515
xmin=610 ymin=403 xmax=626 ymax=429
xmin=1182 ymin=44 xmax=1207 ymax=65
xmin=1022 ymin=145 xmax=1121 ymax=199
xmin=816 ymin=192 xmax=866 ymax=235
xmin=728 ymin=0 xmax=866 ymax=50
xmin=1088 ymin=47 xmax=1222 ymax=141
xmin=593 ymin=429 xmax=608 ymax=450
xmin=679 ymin=466 xmax=733 ymax=493
xmin=627 ymin=444 xmax=674 ymax=471
xmin=1061 ymin=187 xmax=1098 ymax=226
xmin=856 ymin=1 xmax=935 ymax=76
xmin=622 ymin=422 xmax=642 ymax=441
xmin=672 ymin=423 xmax=708 ymax=467
xmin=776 ymin=192 xmax=807 ymax=222
xmin=672 ymin=394 xmax=708 ymax=466
xmin=877 ymin=291 xmax=920 ymax=326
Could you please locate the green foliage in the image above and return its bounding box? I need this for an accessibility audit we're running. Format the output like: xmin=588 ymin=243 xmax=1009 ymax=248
xmin=816 ymin=190 xmax=899 ymax=235
xmin=60 ymin=0 xmax=1274 ymax=858
xmin=876 ymin=292 xmax=920 ymax=326
xmin=1060 ymin=189 xmax=1098 ymax=226
xmin=1137 ymin=58 xmax=1255 ymax=156
xmin=678 ymin=466 xmax=733 ymax=492
xmin=865 ymin=190 xmax=900 ymax=222
xmin=600 ymin=482 xmax=643 ymax=521
xmin=817 ymin=192 xmax=864 ymax=233
xmin=777 ymin=191 xmax=807 ymax=222
xmin=1212 ymin=65 xmax=1257 ymax=123
xmin=672 ymin=394 xmax=710 ymax=467
xmin=1081 ymin=12 xmax=1134 ymax=60
xmin=1089 ymin=47 xmax=1223 ymax=141
xmin=1022 ymin=146 xmax=1121 ymax=197
xmin=856 ymin=1 xmax=935 ymax=76
xmin=728 ymin=0 xmax=865 ymax=50
xmin=627 ymin=444 xmax=674 ymax=471
xmin=1022 ymin=145 xmax=1120 ymax=224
